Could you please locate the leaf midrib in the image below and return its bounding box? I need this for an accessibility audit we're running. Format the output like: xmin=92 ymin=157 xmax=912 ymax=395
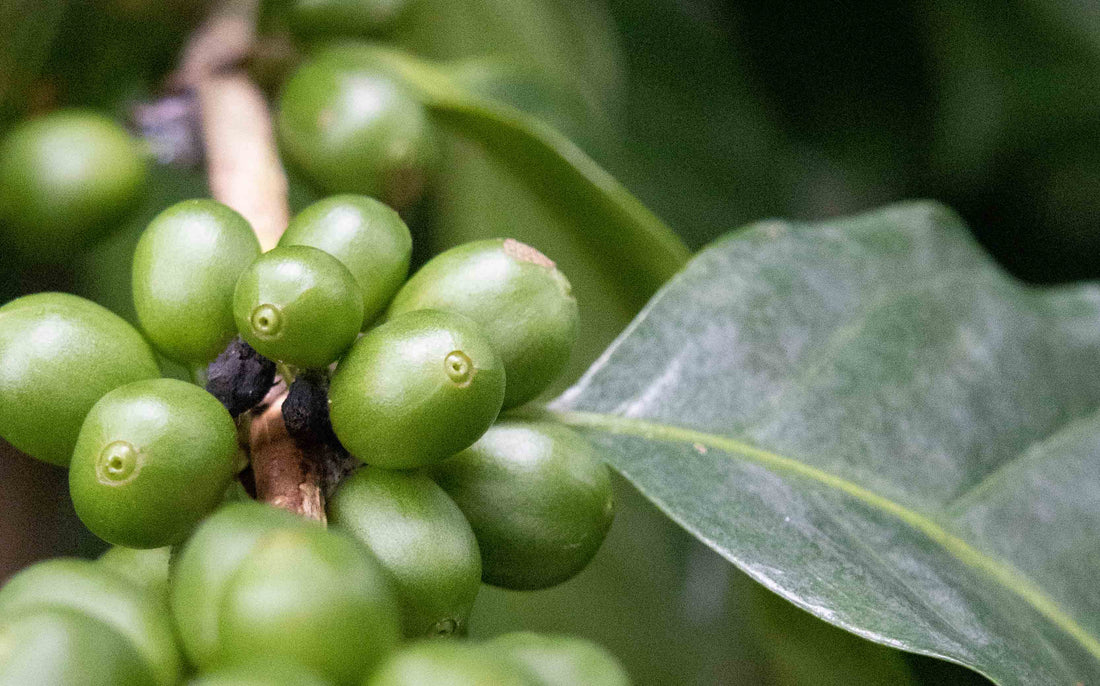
xmin=529 ymin=407 xmax=1100 ymax=662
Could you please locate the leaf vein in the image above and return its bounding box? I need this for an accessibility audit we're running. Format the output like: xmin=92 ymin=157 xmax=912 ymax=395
xmin=538 ymin=408 xmax=1100 ymax=662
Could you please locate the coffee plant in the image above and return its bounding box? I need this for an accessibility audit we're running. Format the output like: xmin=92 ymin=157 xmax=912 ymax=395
xmin=1 ymin=1 xmax=1098 ymax=685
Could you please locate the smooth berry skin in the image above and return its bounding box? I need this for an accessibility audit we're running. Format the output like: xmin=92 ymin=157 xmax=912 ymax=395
xmin=489 ymin=633 xmax=631 ymax=686
xmin=328 ymin=468 xmax=481 ymax=638
xmin=287 ymin=0 xmax=410 ymax=37
xmin=277 ymin=50 xmax=435 ymax=210
xmin=233 ymin=245 xmax=364 ymax=368
xmin=172 ymin=503 xmax=317 ymax=670
xmin=0 ymin=558 xmax=182 ymax=686
xmin=187 ymin=657 xmax=332 ymax=686
xmin=329 ymin=310 xmax=505 ymax=469
xmin=97 ymin=546 xmax=172 ymax=600
xmin=69 ymin=378 xmax=240 ymax=549
xmin=0 ymin=293 xmax=160 ymax=466
xmin=366 ymin=641 xmax=539 ymax=686
xmin=133 ymin=199 xmax=261 ymax=364
xmin=218 ymin=527 xmax=402 ymax=686
xmin=171 ymin=502 xmax=401 ymax=685
xmin=0 ymin=609 xmax=157 ymax=686
xmin=388 ymin=239 xmax=578 ymax=408
xmin=0 ymin=110 xmax=148 ymax=261
xmin=429 ymin=420 xmax=614 ymax=590
xmin=280 ymin=195 xmax=411 ymax=327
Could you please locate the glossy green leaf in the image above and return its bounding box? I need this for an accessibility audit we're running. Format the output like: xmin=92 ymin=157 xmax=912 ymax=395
xmin=322 ymin=45 xmax=690 ymax=309
xmin=537 ymin=201 xmax=1100 ymax=684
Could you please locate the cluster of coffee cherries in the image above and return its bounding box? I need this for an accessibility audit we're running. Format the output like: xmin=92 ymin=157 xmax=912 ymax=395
xmin=0 ymin=194 xmax=622 ymax=685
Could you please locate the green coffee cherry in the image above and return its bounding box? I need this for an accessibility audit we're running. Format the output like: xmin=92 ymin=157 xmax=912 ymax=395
xmin=97 ymin=546 xmax=172 ymax=599
xmin=0 ymin=110 xmax=148 ymax=261
xmin=0 ymin=558 xmax=183 ymax=686
xmin=233 ymin=245 xmax=364 ymax=368
xmin=171 ymin=502 xmax=401 ymax=684
xmin=69 ymin=378 xmax=240 ymax=549
xmin=277 ymin=51 xmax=435 ymax=210
xmin=328 ymin=468 xmax=481 ymax=638
xmin=0 ymin=609 xmax=156 ymax=686
xmin=388 ymin=239 xmax=578 ymax=408
xmin=280 ymin=195 xmax=411 ymax=327
xmin=172 ymin=502 xmax=315 ymax=669
xmin=287 ymin=0 xmax=410 ymax=37
xmin=366 ymin=641 xmax=539 ymax=686
xmin=187 ymin=657 xmax=332 ymax=686
xmin=133 ymin=200 xmax=261 ymax=363
xmin=329 ymin=310 xmax=505 ymax=468
xmin=489 ymin=633 xmax=631 ymax=686
xmin=429 ymin=420 xmax=613 ymax=590
xmin=0 ymin=293 xmax=160 ymax=466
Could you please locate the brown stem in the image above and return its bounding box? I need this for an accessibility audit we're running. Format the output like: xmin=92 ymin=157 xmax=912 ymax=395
xmin=249 ymin=392 xmax=326 ymax=523
xmin=180 ymin=0 xmax=321 ymax=519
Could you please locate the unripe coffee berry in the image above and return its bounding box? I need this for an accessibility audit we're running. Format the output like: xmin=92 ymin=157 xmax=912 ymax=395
xmin=0 ymin=558 xmax=182 ymax=686
xmin=233 ymin=245 xmax=364 ymax=368
xmin=188 ymin=658 xmax=332 ymax=686
xmin=0 ymin=293 xmax=160 ymax=466
xmin=69 ymin=378 xmax=241 ymax=549
xmin=329 ymin=310 xmax=505 ymax=468
xmin=328 ymin=468 xmax=481 ymax=638
xmin=96 ymin=546 xmax=172 ymax=599
xmin=277 ymin=50 xmax=435 ymax=210
xmin=280 ymin=195 xmax=412 ymax=327
xmin=0 ymin=110 xmax=148 ymax=260
xmin=0 ymin=609 xmax=156 ymax=686
xmin=388 ymin=239 xmax=578 ymax=408
xmin=133 ymin=200 xmax=261 ymax=363
xmin=171 ymin=502 xmax=401 ymax=685
xmin=367 ymin=641 xmax=540 ymax=686
xmin=489 ymin=632 xmax=632 ymax=686
xmin=429 ymin=420 xmax=614 ymax=590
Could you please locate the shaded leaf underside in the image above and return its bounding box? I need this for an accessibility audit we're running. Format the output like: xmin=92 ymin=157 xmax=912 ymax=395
xmin=543 ymin=201 xmax=1100 ymax=685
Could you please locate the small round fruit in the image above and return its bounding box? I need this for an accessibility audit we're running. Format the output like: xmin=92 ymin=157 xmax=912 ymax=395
xmin=277 ymin=50 xmax=435 ymax=210
xmin=328 ymin=468 xmax=481 ymax=637
xmin=187 ymin=657 xmax=332 ymax=686
xmin=0 ymin=293 xmax=160 ymax=466
xmin=490 ymin=633 xmax=631 ymax=686
xmin=287 ymin=0 xmax=410 ymax=37
xmin=133 ymin=200 xmax=260 ymax=363
xmin=171 ymin=502 xmax=401 ymax=684
xmin=0 ymin=609 xmax=157 ymax=686
xmin=280 ymin=195 xmax=411 ymax=326
xmin=233 ymin=245 xmax=364 ymax=367
xmin=0 ymin=110 xmax=148 ymax=260
xmin=429 ymin=420 xmax=613 ymax=590
xmin=329 ymin=310 xmax=505 ymax=468
xmin=218 ymin=526 xmax=401 ymax=685
xmin=388 ymin=239 xmax=578 ymax=408
xmin=69 ymin=378 xmax=240 ymax=548
xmin=97 ymin=546 xmax=172 ymax=599
xmin=172 ymin=502 xmax=316 ymax=669
xmin=0 ymin=558 xmax=182 ymax=686
xmin=366 ymin=642 xmax=538 ymax=686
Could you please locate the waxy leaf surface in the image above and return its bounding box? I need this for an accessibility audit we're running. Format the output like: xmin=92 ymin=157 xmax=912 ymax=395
xmin=545 ymin=201 xmax=1100 ymax=685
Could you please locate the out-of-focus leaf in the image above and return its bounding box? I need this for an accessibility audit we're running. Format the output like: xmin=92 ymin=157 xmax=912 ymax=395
xmin=538 ymin=201 xmax=1100 ymax=685
xmin=388 ymin=0 xmax=623 ymax=124
xmin=328 ymin=44 xmax=691 ymax=310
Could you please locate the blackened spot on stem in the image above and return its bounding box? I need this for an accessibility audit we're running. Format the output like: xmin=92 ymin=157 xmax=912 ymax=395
xmin=283 ymin=370 xmax=336 ymax=446
xmin=206 ymin=337 xmax=277 ymax=417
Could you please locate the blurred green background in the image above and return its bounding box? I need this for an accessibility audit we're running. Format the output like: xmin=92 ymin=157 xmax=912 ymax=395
xmin=5 ymin=0 xmax=1099 ymax=683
